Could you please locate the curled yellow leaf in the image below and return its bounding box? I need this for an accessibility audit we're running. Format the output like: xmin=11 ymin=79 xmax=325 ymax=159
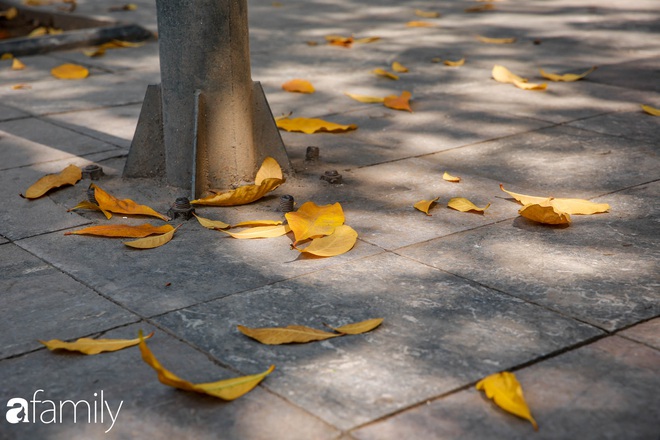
xmin=513 ymin=80 xmax=547 ymax=91
xmin=192 ymin=177 xmax=284 ymax=206
xmin=344 ymin=92 xmax=385 ymax=103
xmin=499 ymin=184 xmax=610 ymax=215
xmin=477 ymin=35 xmax=516 ymax=44
xmin=332 ymin=318 xmax=383 ymax=335
xmin=415 ymin=9 xmax=440 ymax=18
xmin=354 ymin=36 xmax=381 ymax=44
xmin=492 ymin=65 xmax=527 ymax=84
xmin=123 ymin=225 xmax=179 ymax=249
xmin=0 ymin=7 xmax=18 ymax=20
xmin=12 ymin=58 xmax=25 ymax=70
xmin=372 ymin=68 xmax=399 ymax=80
xmin=448 ymin=197 xmax=490 ymax=214
xmin=65 ymin=223 xmax=174 ymax=238
xmin=192 ymin=213 xmax=230 ymax=230
xmin=443 ymin=172 xmax=461 ymax=183
xmin=519 ymin=199 xmax=571 ymax=225
xmin=51 ymin=63 xmax=89 ymax=80
xmin=392 ymin=61 xmax=409 ymax=73
xmin=465 ymin=4 xmax=495 ymax=12
xmin=444 ymin=58 xmax=465 ymax=67
xmin=414 ymin=197 xmax=439 ymax=215
xmin=285 ymin=201 xmax=345 ymax=243
xmin=91 ymin=184 xmax=169 ymax=221
xmin=232 ymin=219 xmax=283 ymax=228
xmin=139 ymin=331 xmax=274 ymax=400
xmin=282 ymin=79 xmax=315 ymax=94
xmin=325 ymin=35 xmax=354 ymax=48
xmin=11 ymin=83 xmax=31 ymax=90
xmin=67 ymin=199 xmax=102 ymax=213
xmin=383 ymin=91 xmax=413 ymax=112
xmin=1 ymin=53 xmax=14 ymax=60
xmin=23 ymin=164 xmax=82 ymax=199
xmin=40 ymin=332 xmax=154 ymax=355
xmin=254 ymin=156 xmax=283 ymax=185
xmin=641 ymin=104 xmax=660 ymax=116
xmin=237 ymin=324 xmax=339 ymax=345
xmin=539 ymin=66 xmax=597 ymax=82
xmin=276 ymin=117 xmax=357 ymax=134
xmin=222 ymin=224 xmax=291 ymax=239
xmin=294 ymin=224 xmax=358 ymax=257
xmin=407 ymin=21 xmax=435 ymax=27
xmin=476 ymin=371 xmax=538 ymax=430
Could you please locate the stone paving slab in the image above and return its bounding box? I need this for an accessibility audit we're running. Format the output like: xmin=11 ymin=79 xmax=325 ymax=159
xmin=0 ymin=54 xmax=109 ymax=85
xmin=0 ymin=323 xmax=339 ymax=440
xmin=0 ymin=117 xmax=120 ymax=170
xmin=0 ymin=103 xmax=27 ymax=122
xmin=0 ymin=244 xmax=138 ymax=358
xmin=52 ymin=41 xmax=160 ymax=74
xmin=352 ymin=336 xmax=660 ymax=440
xmin=153 ymin=252 xmax=602 ymax=431
xmin=618 ymin=318 xmax=660 ymax=350
xmin=413 ymin=125 xmax=659 ymax=197
xmin=398 ymin=182 xmax=660 ymax=331
xmin=567 ymin=109 xmax=660 ymax=145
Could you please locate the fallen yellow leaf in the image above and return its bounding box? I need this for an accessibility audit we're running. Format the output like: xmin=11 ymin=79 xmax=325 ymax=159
xmin=123 ymin=226 xmax=179 ymax=249
xmin=191 ymin=157 xmax=285 ymax=206
xmin=237 ymin=324 xmax=339 ymax=345
xmin=0 ymin=7 xmax=18 ymax=19
xmin=513 ymin=81 xmax=547 ymax=91
xmin=448 ymin=197 xmax=490 ymax=214
xmin=325 ymin=35 xmax=354 ymax=48
xmin=139 ymin=331 xmax=274 ymax=400
xmin=83 ymin=40 xmax=146 ymax=57
xmin=11 ymin=83 xmax=31 ymax=90
xmin=276 ymin=117 xmax=357 ymax=134
xmin=91 ymin=184 xmax=169 ymax=221
xmin=285 ymin=201 xmax=345 ymax=243
xmin=354 ymin=36 xmax=381 ymax=44
xmin=23 ymin=164 xmax=82 ymax=199
xmin=499 ymin=184 xmax=610 ymax=215
xmin=232 ymin=220 xmax=283 ymax=227
xmin=282 ymin=79 xmax=315 ymax=94
xmin=383 ymin=91 xmax=413 ymax=112
xmin=465 ymin=4 xmax=495 ymax=12
xmin=415 ymin=9 xmax=440 ymax=18
xmin=192 ymin=213 xmax=230 ymax=230
xmin=539 ymin=66 xmax=597 ymax=82
xmin=1 ymin=53 xmax=13 ymax=60
xmin=477 ymin=35 xmax=516 ymax=44
xmin=344 ymin=92 xmax=385 ymax=103
xmin=492 ymin=65 xmax=527 ymax=84
xmin=444 ymin=58 xmax=465 ymax=67
xmin=40 ymin=332 xmax=154 ymax=355
xmin=67 ymin=199 xmax=102 ymax=213
xmin=519 ymin=199 xmax=571 ymax=225
xmin=331 ymin=318 xmax=383 ymax=335
xmin=254 ymin=156 xmax=283 ymax=185
xmin=443 ymin=172 xmax=461 ymax=183
xmin=51 ymin=63 xmax=89 ymax=80
xmin=27 ymin=27 xmax=48 ymax=38
xmin=65 ymin=223 xmax=173 ymax=238
xmin=414 ymin=197 xmax=439 ymax=215
xmin=11 ymin=58 xmax=25 ymax=70
xmin=476 ymin=371 xmax=539 ymax=430
xmin=392 ymin=61 xmax=409 ymax=73
xmin=641 ymin=104 xmax=660 ymax=116
xmin=222 ymin=224 xmax=291 ymax=239
xmin=372 ymin=68 xmax=399 ymax=80
xmin=294 ymin=224 xmax=358 ymax=257
xmin=407 ymin=21 xmax=435 ymax=27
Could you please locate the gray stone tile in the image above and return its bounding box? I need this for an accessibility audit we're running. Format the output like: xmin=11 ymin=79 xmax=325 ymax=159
xmin=353 ymin=336 xmax=660 ymax=440
xmin=0 ymin=53 xmax=107 ymax=85
xmin=0 ymin=163 xmax=92 ymax=241
xmin=0 ymin=68 xmax=159 ymax=115
xmin=0 ymin=103 xmax=28 ymax=122
xmin=0 ymin=236 xmax=7 ymax=245
xmin=418 ymin=125 xmax=659 ymax=197
xmin=0 ymin=244 xmax=137 ymax=359
xmin=0 ymin=323 xmax=338 ymax=440
xmin=52 ymin=41 xmax=160 ymax=73
xmin=153 ymin=252 xmax=601 ymax=430
xmin=619 ymin=318 xmax=660 ymax=350
xmin=0 ymin=117 xmax=120 ymax=170
xmin=398 ymin=182 xmax=660 ymax=331
xmin=589 ymin=56 xmax=660 ymax=93
xmin=567 ymin=110 xmax=660 ymax=145
xmin=45 ymin=104 xmax=142 ymax=149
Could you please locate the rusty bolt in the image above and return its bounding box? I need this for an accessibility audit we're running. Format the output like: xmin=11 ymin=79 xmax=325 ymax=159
xmin=167 ymin=197 xmax=194 ymax=220
xmin=82 ymin=164 xmax=104 ymax=180
xmin=305 ymin=146 xmax=320 ymax=161
xmin=279 ymin=195 xmax=295 ymax=213
xmin=320 ymin=170 xmax=342 ymax=184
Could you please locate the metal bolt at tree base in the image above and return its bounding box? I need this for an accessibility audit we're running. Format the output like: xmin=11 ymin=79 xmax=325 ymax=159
xmin=305 ymin=146 xmax=320 ymax=161
xmin=321 ymin=170 xmax=343 ymax=185
xmin=82 ymin=164 xmax=103 ymax=180
xmin=279 ymin=195 xmax=295 ymax=213
xmin=167 ymin=197 xmax=195 ymax=220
